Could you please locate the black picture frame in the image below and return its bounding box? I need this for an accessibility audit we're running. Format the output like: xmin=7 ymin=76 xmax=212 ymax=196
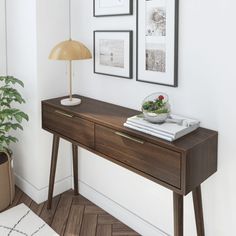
xmin=136 ymin=0 xmax=179 ymax=87
xmin=93 ymin=0 xmax=133 ymax=17
xmin=93 ymin=30 xmax=133 ymax=79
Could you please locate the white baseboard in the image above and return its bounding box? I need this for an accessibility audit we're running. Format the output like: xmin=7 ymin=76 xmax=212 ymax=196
xmin=78 ymin=180 xmax=169 ymax=236
xmin=15 ymin=174 xmax=72 ymax=204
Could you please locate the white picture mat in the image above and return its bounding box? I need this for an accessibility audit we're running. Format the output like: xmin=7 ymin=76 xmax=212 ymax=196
xmin=138 ymin=0 xmax=176 ymax=86
xmin=95 ymin=0 xmax=130 ymax=15
xmin=94 ymin=32 xmax=131 ymax=78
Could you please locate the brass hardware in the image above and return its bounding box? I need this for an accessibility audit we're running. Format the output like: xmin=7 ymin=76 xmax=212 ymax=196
xmin=55 ymin=110 xmax=73 ymax=118
xmin=115 ymin=132 xmax=145 ymax=144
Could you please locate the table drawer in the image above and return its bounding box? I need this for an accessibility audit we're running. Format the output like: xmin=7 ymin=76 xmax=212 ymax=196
xmin=42 ymin=105 xmax=94 ymax=148
xmin=95 ymin=125 xmax=181 ymax=188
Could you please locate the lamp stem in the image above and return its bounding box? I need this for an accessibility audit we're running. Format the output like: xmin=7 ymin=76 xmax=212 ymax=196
xmin=69 ymin=60 xmax=72 ymax=101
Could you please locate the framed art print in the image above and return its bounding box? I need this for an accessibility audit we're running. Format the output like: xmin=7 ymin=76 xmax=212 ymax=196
xmin=137 ymin=0 xmax=179 ymax=87
xmin=94 ymin=31 xmax=133 ymax=79
xmin=94 ymin=0 xmax=133 ymax=17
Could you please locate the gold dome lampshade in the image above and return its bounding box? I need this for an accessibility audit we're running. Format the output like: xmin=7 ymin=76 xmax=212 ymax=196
xmin=49 ymin=39 xmax=92 ymax=106
xmin=49 ymin=39 xmax=92 ymax=60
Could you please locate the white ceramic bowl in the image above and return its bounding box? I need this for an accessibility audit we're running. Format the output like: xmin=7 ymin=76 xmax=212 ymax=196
xmin=143 ymin=111 xmax=169 ymax=124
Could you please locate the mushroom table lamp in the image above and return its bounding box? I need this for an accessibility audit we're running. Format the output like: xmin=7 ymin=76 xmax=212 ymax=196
xmin=49 ymin=39 xmax=92 ymax=106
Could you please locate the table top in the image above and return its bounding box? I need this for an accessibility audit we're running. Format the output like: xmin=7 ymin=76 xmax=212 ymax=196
xmin=42 ymin=95 xmax=218 ymax=153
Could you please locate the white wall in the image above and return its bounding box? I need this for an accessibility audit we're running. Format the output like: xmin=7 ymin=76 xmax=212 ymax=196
xmin=3 ymin=0 xmax=236 ymax=235
xmin=0 ymin=0 xmax=6 ymax=74
xmin=36 ymin=0 xmax=72 ymax=192
xmin=6 ymin=0 xmax=44 ymax=201
xmin=5 ymin=0 xmax=72 ymax=203
xmin=71 ymin=0 xmax=236 ymax=235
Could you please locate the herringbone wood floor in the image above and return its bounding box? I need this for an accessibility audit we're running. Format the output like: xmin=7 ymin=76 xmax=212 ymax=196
xmin=8 ymin=187 xmax=140 ymax=236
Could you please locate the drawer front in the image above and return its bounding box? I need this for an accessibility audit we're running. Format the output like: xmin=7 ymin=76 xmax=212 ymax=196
xmin=42 ymin=105 xmax=94 ymax=148
xmin=95 ymin=125 xmax=181 ymax=188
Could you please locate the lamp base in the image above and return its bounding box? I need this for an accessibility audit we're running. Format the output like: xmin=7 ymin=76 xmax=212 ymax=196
xmin=61 ymin=98 xmax=81 ymax=106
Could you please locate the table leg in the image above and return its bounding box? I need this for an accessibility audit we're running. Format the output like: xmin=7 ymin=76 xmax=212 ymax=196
xmin=173 ymin=192 xmax=183 ymax=236
xmin=47 ymin=135 xmax=60 ymax=209
xmin=72 ymin=144 xmax=78 ymax=195
xmin=192 ymin=185 xmax=205 ymax=236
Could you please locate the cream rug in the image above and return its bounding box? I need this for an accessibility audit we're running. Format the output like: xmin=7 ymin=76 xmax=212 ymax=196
xmin=0 ymin=204 xmax=58 ymax=236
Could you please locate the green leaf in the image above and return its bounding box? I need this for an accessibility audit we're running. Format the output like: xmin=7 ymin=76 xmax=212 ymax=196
xmin=0 ymin=75 xmax=28 ymax=148
xmin=7 ymin=136 xmax=18 ymax=143
xmin=14 ymin=114 xmax=23 ymax=123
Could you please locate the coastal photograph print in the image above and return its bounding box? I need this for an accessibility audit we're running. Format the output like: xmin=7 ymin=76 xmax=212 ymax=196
xmin=94 ymin=31 xmax=133 ymax=78
xmin=94 ymin=0 xmax=133 ymax=17
xmin=99 ymin=39 xmax=125 ymax=68
xmin=137 ymin=0 xmax=179 ymax=87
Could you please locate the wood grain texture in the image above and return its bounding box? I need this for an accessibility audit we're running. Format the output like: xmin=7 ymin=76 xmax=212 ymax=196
xmin=184 ymin=134 xmax=218 ymax=194
xmin=42 ymin=95 xmax=218 ymax=195
xmin=192 ymin=186 xmax=205 ymax=236
xmin=42 ymin=104 xmax=94 ymax=148
xmin=84 ymin=205 xmax=106 ymax=215
xmin=17 ymin=192 xmax=32 ymax=207
xmin=96 ymin=224 xmax=112 ymax=236
xmin=113 ymin=223 xmax=140 ymax=236
xmin=173 ymin=192 xmax=183 ymax=236
xmin=42 ymin=95 xmax=218 ymax=236
xmin=98 ymin=214 xmax=120 ymax=225
xmin=42 ymin=95 xmax=217 ymax=152
xmin=72 ymin=144 xmax=79 ymax=195
xmin=95 ymin=124 xmax=181 ymax=188
xmin=30 ymin=201 xmax=44 ymax=216
xmin=47 ymin=134 xmax=60 ymax=209
xmin=8 ymin=187 xmax=139 ymax=236
xmin=64 ymin=205 xmax=84 ymax=236
xmin=51 ymin=191 xmax=73 ymax=235
xmin=80 ymin=214 xmax=97 ymax=236
xmin=40 ymin=195 xmax=61 ymax=225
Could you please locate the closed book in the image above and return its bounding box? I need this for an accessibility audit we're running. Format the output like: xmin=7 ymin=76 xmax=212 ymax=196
xmin=124 ymin=114 xmax=200 ymax=141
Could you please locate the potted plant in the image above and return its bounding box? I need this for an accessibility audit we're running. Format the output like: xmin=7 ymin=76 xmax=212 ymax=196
xmin=0 ymin=76 xmax=28 ymax=210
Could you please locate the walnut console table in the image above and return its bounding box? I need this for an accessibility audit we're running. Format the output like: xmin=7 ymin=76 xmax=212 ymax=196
xmin=42 ymin=95 xmax=218 ymax=236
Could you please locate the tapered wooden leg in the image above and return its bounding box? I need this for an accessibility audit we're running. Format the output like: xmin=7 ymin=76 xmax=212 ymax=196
xmin=72 ymin=144 xmax=78 ymax=195
xmin=47 ymin=135 xmax=60 ymax=209
xmin=173 ymin=192 xmax=183 ymax=236
xmin=192 ymin=186 xmax=205 ymax=236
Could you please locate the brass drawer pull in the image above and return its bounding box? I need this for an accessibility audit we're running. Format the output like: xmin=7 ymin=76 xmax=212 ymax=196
xmin=55 ymin=110 xmax=73 ymax=118
xmin=115 ymin=132 xmax=145 ymax=144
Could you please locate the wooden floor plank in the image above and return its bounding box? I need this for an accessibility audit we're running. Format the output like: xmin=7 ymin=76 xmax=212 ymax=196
xmin=85 ymin=205 xmax=106 ymax=215
xmin=64 ymin=205 xmax=84 ymax=236
xmin=96 ymin=224 xmax=112 ymax=236
xmin=17 ymin=192 xmax=32 ymax=207
xmin=7 ymin=188 xmax=139 ymax=236
xmin=40 ymin=195 xmax=60 ymax=226
xmin=112 ymin=223 xmax=140 ymax=236
xmin=51 ymin=191 xmax=73 ymax=235
xmin=30 ymin=201 xmax=44 ymax=216
xmin=73 ymin=195 xmax=93 ymax=206
xmin=80 ymin=214 xmax=98 ymax=236
xmin=98 ymin=214 xmax=120 ymax=225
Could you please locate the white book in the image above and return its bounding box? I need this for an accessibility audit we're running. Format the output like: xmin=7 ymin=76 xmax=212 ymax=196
xmin=124 ymin=123 xmax=174 ymax=141
xmin=124 ymin=114 xmax=200 ymax=141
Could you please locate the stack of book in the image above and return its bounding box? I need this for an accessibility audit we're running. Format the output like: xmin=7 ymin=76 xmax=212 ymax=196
xmin=124 ymin=114 xmax=200 ymax=142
